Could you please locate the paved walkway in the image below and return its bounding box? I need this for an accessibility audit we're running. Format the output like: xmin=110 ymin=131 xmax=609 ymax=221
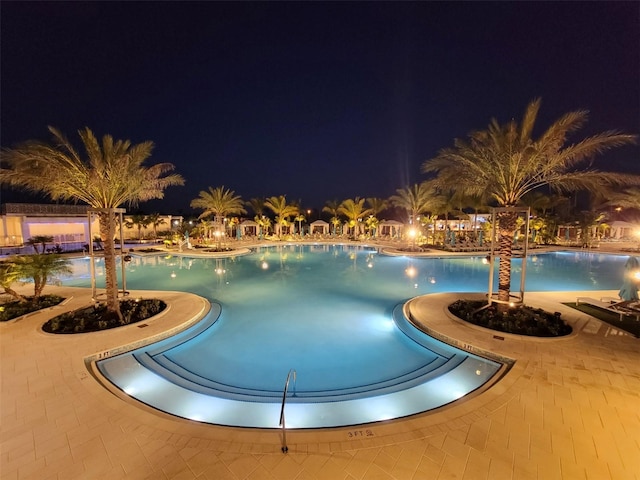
xmin=1 ymin=277 xmax=639 ymax=478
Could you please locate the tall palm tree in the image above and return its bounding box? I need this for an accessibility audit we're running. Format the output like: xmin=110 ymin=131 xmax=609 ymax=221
xmin=146 ymin=213 xmax=166 ymax=239
xmin=604 ymin=187 xmax=640 ymax=211
xmin=338 ymin=198 xmax=372 ymax=238
xmin=294 ymin=214 xmax=306 ymax=235
xmin=190 ymin=186 xmax=246 ymax=229
xmin=246 ymin=197 xmax=266 ymax=217
xmin=0 ymin=126 xmax=184 ymax=316
xmin=125 ymin=213 xmax=150 ymax=240
xmin=389 ymin=182 xmax=442 ymax=226
xmin=322 ymin=200 xmax=340 ymax=221
xmin=265 ymin=196 xmax=299 ymax=237
xmin=365 ymin=197 xmax=388 ymax=237
xmin=423 ymin=98 xmax=638 ymax=310
xmin=366 ymin=197 xmax=388 ymax=217
xmin=458 ymin=193 xmax=490 ymax=236
xmin=520 ymin=191 xmax=559 ymax=217
xmin=434 ymin=188 xmax=467 ymax=236
xmin=330 ymin=216 xmax=342 ymax=235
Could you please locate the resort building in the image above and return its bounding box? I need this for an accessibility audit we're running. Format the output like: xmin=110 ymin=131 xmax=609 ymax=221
xmin=0 ymin=203 xmax=181 ymax=253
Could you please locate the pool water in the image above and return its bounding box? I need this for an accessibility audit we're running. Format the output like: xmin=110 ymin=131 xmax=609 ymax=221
xmin=66 ymin=246 xmax=628 ymax=428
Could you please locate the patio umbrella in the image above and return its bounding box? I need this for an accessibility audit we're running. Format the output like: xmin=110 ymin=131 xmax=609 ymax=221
xmin=619 ymin=256 xmax=639 ymax=301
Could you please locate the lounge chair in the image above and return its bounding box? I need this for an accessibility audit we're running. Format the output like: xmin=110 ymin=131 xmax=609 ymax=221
xmin=576 ymin=297 xmax=640 ymax=321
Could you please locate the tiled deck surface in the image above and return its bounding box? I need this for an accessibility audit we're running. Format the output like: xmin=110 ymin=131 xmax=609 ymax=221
xmin=1 ymin=280 xmax=639 ymax=478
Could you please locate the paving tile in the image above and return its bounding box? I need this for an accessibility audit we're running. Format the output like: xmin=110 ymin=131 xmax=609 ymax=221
xmin=530 ymin=447 xmax=561 ymax=478
xmin=414 ymin=456 xmax=442 ymax=478
xmin=465 ymin=418 xmax=490 ymax=452
xmin=2 ymin=286 xmax=639 ymax=480
xmin=461 ymin=448 xmax=489 ymax=480
xmin=487 ymin=457 xmax=512 ymax=480
xmin=528 ymin=425 xmax=552 ymax=455
xmin=512 ymin=452 xmax=536 ymax=480
xmin=559 ymin=456 xmax=586 ymax=479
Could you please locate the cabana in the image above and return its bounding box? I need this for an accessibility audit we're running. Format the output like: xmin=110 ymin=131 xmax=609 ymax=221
xmin=378 ymin=220 xmax=404 ymax=238
xmin=610 ymin=221 xmax=637 ymax=240
xmin=309 ymin=220 xmax=330 ymax=235
xmin=239 ymin=220 xmax=258 ymax=237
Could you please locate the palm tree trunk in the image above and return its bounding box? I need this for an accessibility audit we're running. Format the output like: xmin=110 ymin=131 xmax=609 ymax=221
xmin=3 ymin=287 xmax=26 ymax=303
xmin=98 ymin=212 xmax=122 ymax=318
xmin=497 ymin=211 xmax=517 ymax=311
xmin=33 ymin=274 xmax=45 ymax=299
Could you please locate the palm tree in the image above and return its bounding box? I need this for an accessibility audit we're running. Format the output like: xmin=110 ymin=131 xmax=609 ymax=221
xmin=365 ymin=197 xmax=388 ymax=237
xmin=459 ymin=193 xmax=490 ymax=238
xmin=12 ymin=254 xmax=72 ymax=299
xmin=433 ymin=189 xmax=467 ymax=241
xmin=322 ymin=200 xmax=340 ymax=220
xmin=338 ymin=198 xmax=372 ymax=239
xmin=520 ymin=191 xmax=560 ymax=217
xmin=389 ymin=182 xmax=441 ymax=227
xmin=125 ymin=213 xmax=150 ymax=240
xmin=423 ymin=98 xmax=638 ymax=310
xmin=0 ymin=126 xmax=184 ymax=316
xmin=420 ymin=214 xmax=439 ymax=245
xmin=294 ymin=214 xmax=306 ymax=235
xmin=246 ymin=197 xmax=266 ymax=217
xmin=265 ymin=196 xmax=299 ymax=237
xmin=0 ymin=260 xmax=27 ymax=302
xmin=576 ymin=211 xmax=606 ymax=247
xmin=330 ymin=216 xmax=342 ymax=235
xmin=25 ymin=235 xmax=54 ymax=254
xmin=366 ymin=197 xmax=388 ymax=217
xmin=364 ymin=215 xmax=379 ymax=237
xmin=190 ymin=186 xmax=246 ymax=234
xmin=255 ymin=215 xmax=272 ymax=237
xmin=604 ymin=187 xmax=640 ymax=212
xmin=146 ymin=213 xmax=166 ymax=239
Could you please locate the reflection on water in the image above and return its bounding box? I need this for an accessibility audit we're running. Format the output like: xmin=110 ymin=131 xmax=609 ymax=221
xmin=63 ymin=247 xmax=627 ymax=300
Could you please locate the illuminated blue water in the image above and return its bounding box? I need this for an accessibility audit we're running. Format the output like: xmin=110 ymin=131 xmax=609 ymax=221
xmin=66 ymin=246 xmax=629 ymax=427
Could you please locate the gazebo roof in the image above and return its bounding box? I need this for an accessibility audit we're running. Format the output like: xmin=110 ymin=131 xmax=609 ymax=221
xmin=310 ymin=220 xmax=329 ymax=226
xmin=240 ymin=220 xmax=258 ymax=226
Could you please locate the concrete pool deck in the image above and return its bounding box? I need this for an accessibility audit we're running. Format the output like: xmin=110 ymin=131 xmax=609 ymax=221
xmin=1 ymin=272 xmax=640 ymax=478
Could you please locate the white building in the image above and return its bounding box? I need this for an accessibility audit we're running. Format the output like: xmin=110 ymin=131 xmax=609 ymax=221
xmin=1 ymin=203 xmax=181 ymax=253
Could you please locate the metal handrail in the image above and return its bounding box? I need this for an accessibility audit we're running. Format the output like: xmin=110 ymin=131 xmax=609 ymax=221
xmin=279 ymin=369 xmax=296 ymax=453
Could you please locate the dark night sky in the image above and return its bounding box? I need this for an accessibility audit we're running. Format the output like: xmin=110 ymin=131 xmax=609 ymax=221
xmin=1 ymin=1 xmax=639 ymax=216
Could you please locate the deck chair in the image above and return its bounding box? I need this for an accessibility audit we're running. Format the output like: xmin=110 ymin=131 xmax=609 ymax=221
xmin=576 ymin=297 xmax=640 ymax=321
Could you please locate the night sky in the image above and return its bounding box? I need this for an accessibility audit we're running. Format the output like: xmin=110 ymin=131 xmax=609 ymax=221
xmin=1 ymin=1 xmax=639 ymax=216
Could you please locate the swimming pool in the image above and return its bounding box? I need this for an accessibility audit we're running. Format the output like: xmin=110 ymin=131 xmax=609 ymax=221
xmin=68 ymin=246 xmax=628 ymax=428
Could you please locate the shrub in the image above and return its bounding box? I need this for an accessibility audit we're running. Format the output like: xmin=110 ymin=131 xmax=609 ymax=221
xmin=42 ymin=298 xmax=167 ymax=334
xmin=448 ymin=299 xmax=572 ymax=337
xmin=0 ymin=295 xmax=66 ymax=321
